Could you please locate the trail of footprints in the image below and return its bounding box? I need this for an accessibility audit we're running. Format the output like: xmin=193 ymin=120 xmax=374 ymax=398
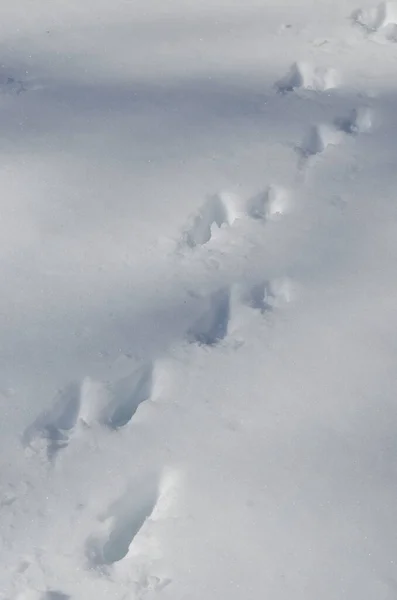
xmin=16 ymin=4 xmax=381 ymax=597
xmin=276 ymin=70 xmax=369 ymax=161
xmin=23 ymin=184 xmax=291 ymax=458
xmin=275 ymin=56 xmax=373 ymax=160
xmin=19 ymin=182 xmax=293 ymax=597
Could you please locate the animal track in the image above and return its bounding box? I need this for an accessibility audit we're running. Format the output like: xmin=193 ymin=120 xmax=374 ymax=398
xmin=276 ymin=62 xmax=339 ymax=93
xmin=86 ymin=473 xmax=165 ymax=568
xmin=335 ymin=107 xmax=372 ymax=134
xmin=299 ymin=107 xmax=371 ymax=163
xmin=23 ymin=383 xmax=83 ymax=460
xmin=132 ymin=573 xmax=172 ymax=596
xmin=246 ymin=185 xmax=289 ymax=220
xmin=182 ymin=192 xmax=236 ymax=247
xmin=100 ymin=362 xmax=154 ymax=430
xmin=241 ymin=278 xmax=296 ymax=312
xmin=241 ymin=281 xmax=273 ymax=312
xmin=353 ymin=1 xmax=397 ymax=32
xmin=187 ymin=288 xmax=231 ymax=346
xmin=299 ymin=123 xmax=342 ymax=157
xmin=24 ymin=364 xmax=154 ymax=455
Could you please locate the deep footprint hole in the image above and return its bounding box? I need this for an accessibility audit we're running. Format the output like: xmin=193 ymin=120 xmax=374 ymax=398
xmin=188 ymin=288 xmax=231 ymax=346
xmin=105 ymin=364 xmax=153 ymax=430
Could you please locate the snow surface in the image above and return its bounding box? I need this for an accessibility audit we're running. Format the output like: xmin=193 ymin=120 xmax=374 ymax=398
xmin=1 ymin=0 xmax=397 ymax=598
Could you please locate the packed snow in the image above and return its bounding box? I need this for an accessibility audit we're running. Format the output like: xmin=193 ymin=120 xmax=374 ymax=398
xmin=1 ymin=0 xmax=397 ymax=599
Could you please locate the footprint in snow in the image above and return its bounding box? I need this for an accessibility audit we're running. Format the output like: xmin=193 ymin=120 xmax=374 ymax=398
xmin=276 ymin=62 xmax=339 ymax=93
xmin=246 ymin=185 xmax=290 ymax=220
xmin=100 ymin=362 xmax=154 ymax=430
xmin=299 ymin=123 xmax=342 ymax=159
xmin=23 ymin=382 xmax=84 ymax=460
xmin=187 ymin=288 xmax=231 ymax=346
xmin=23 ymin=362 xmax=155 ymax=459
xmin=334 ymin=107 xmax=373 ymax=135
xmin=86 ymin=469 xmax=179 ymax=569
xmin=86 ymin=480 xmax=158 ymax=568
xmin=298 ymin=107 xmax=372 ymax=163
xmin=353 ymin=1 xmax=397 ymax=32
xmin=181 ymin=192 xmax=237 ymax=248
xmin=241 ymin=278 xmax=296 ymax=313
xmin=240 ymin=281 xmax=274 ymax=313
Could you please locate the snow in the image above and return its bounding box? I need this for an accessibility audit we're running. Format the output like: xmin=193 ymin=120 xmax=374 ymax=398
xmin=1 ymin=0 xmax=397 ymax=599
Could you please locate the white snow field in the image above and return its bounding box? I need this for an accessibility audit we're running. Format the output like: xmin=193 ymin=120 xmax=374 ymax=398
xmin=1 ymin=0 xmax=397 ymax=598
